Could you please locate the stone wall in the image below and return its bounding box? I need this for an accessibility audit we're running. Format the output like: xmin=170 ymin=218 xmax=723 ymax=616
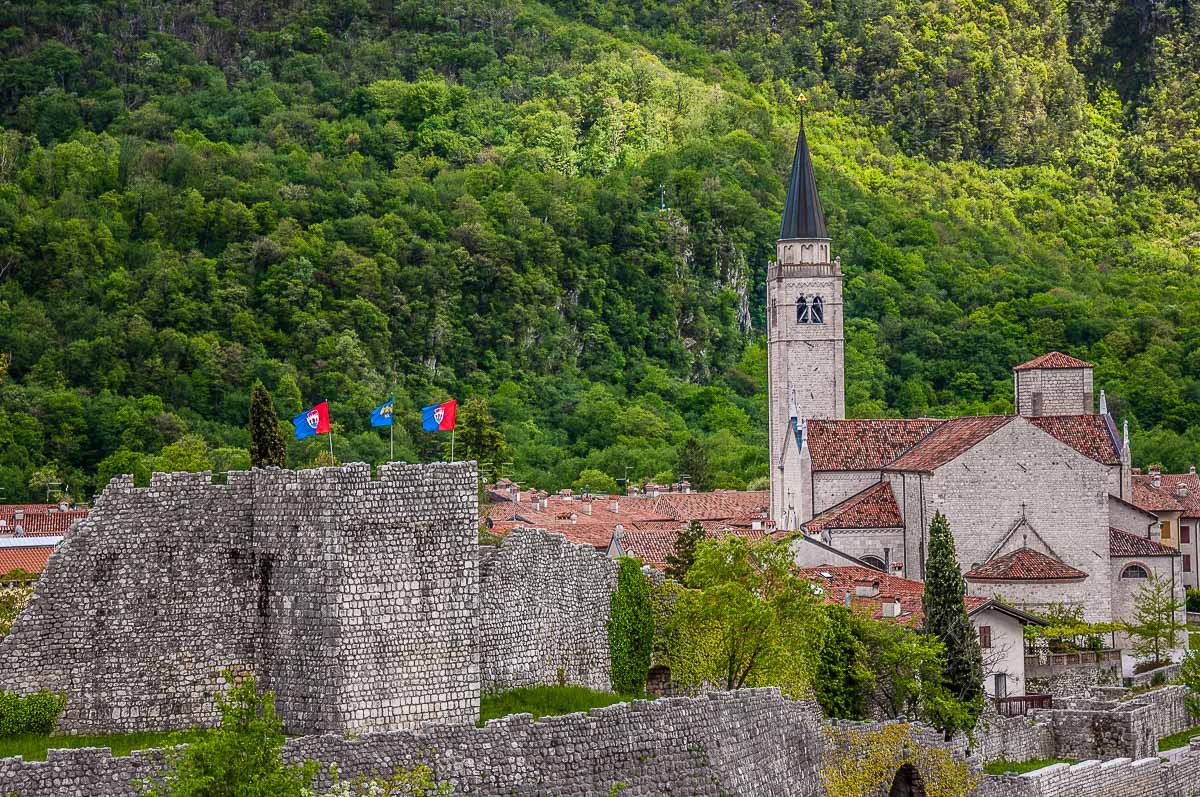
xmin=1047 ymin=685 xmax=1193 ymax=761
xmin=974 ymin=712 xmax=1055 ymax=764
xmin=0 ymin=463 xmax=479 ymax=736
xmin=479 ymin=528 xmax=617 ymax=692
xmin=1014 ymin=367 xmax=1093 ymax=417
xmin=0 ymin=689 xmax=831 ymax=797
xmin=979 ymin=740 xmax=1200 ymax=797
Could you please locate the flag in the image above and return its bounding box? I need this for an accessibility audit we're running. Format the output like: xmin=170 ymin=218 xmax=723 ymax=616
xmin=371 ymin=398 xmax=394 ymax=427
xmin=293 ymin=401 xmax=331 ymax=440
xmin=421 ymin=399 xmax=457 ymax=432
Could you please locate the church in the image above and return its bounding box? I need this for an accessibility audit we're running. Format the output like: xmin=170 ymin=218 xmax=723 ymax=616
xmin=768 ymin=124 xmax=1184 ymax=631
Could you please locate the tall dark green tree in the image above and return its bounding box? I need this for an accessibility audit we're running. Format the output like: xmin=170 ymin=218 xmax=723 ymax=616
xmin=921 ymin=512 xmax=985 ymax=734
xmin=665 ymin=520 xmax=706 ymax=582
xmin=453 ymin=398 xmax=508 ymax=476
xmin=608 ymin=557 xmax=653 ymax=695
xmin=249 ymin=382 xmax=287 ymax=469
xmin=677 ymin=438 xmax=712 ymax=492
xmin=814 ymin=604 xmax=873 ymax=719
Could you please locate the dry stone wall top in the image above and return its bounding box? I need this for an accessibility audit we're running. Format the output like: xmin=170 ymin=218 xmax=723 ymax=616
xmin=0 ymin=462 xmax=479 ymax=736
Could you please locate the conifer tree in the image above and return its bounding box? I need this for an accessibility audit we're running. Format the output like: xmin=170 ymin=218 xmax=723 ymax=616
xmin=922 ymin=511 xmax=984 ymax=732
xmin=665 ymin=520 xmax=706 ymax=582
xmin=677 ymin=438 xmax=711 ymax=491
xmin=249 ymin=382 xmax=287 ymax=468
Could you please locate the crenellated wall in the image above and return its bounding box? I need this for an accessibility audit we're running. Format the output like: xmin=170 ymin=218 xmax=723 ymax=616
xmin=0 ymin=462 xmax=479 ymax=736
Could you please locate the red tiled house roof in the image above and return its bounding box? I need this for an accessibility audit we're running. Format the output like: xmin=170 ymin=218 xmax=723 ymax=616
xmin=803 ymin=482 xmax=903 ymax=533
xmin=0 ymin=508 xmax=89 ymax=537
xmin=621 ymin=527 xmax=768 ymax=571
xmin=798 ymin=564 xmax=988 ymax=626
xmin=885 ymin=416 xmax=1013 ymax=473
xmin=805 ymin=419 xmax=945 ymax=471
xmin=0 ymin=545 xmax=55 ymax=576
xmin=1131 ymin=475 xmax=1186 ymax=512
xmin=1109 ymin=528 xmax=1180 ymax=558
xmin=1132 ymin=473 xmax=1200 ymax=516
xmin=1027 ymin=415 xmax=1122 ymax=466
xmin=640 ymin=491 xmax=769 ymax=520
xmin=1013 ymin=352 xmax=1094 ymax=371
xmin=964 ymin=548 xmax=1087 ymax=581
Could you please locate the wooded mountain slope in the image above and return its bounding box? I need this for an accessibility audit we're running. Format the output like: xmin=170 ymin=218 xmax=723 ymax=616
xmin=0 ymin=0 xmax=1198 ymax=499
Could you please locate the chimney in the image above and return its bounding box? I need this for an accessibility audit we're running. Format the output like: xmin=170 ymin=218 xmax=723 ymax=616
xmin=855 ymin=579 xmax=880 ymax=599
xmin=581 ymin=501 xmax=593 ymax=516
xmin=843 ymin=590 xmax=852 ymax=607
xmin=1191 ymin=465 xmax=1197 ymax=476
xmin=13 ymin=509 xmax=23 ymax=521
xmin=1178 ymin=483 xmax=1190 ymax=499
xmin=1151 ymin=466 xmax=1162 ymax=488
xmin=881 ymin=596 xmax=901 ymax=619
xmin=1099 ymin=389 xmax=1108 ymax=415
xmin=610 ymin=498 xmax=619 ymax=514
xmin=1131 ymin=467 xmax=1142 ymax=475
xmin=58 ymin=501 xmax=68 ymax=512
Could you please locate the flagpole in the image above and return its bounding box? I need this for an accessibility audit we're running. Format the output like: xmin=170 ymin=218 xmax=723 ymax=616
xmin=451 ymin=428 xmax=455 ymax=462
xmin=327 ymin=400 xmax=334 ymax=463
xmin=389 ymin=395 xmax=394 ymax=462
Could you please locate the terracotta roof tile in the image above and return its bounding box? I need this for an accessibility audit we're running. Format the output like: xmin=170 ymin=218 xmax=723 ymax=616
xmin=806 ymin=419 xmax=945 ymax=471
xmin=0 ymin=545 xmax=54 ymax=576
xmin=639 ymin=491 xmax=769 ymax=520
xmin=964 ymin=548 xmax=1087 ymax=581
xmin=1109 ymin=527 xmax=1179 ymax=558
xmin=0 ymin=508 xmax=89 ymax=537
xmin=620 ymin=527 xmax=769 ymax=571
xmin=1132 ymin=475 xmax=1186 ymax=512
xmin=1132 ymin=473 xmax=1200 ymax=515
xmin=885 ymin=416 xmax=1012 ymax=473
xmin=1027 ymin=415 xmax=1121 ymax=466
xmin=1013 ymin=352 xmax=1093 ymax=371
xmin=803 ymin=482 xmax=903 ymax=533
xmin=797 ymin=564 xmax=987 ymax=626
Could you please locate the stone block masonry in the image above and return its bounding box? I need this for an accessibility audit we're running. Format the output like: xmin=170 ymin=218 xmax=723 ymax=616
xmin=0 ymin=689 xmax=830 ymax=797
xmin=0 ymin=462 xmax=479 ymax=736
xmin=479 ymin=528 xmax=617 ymax=691
xmin=979 ymin=738 xmax=1200 ymax=797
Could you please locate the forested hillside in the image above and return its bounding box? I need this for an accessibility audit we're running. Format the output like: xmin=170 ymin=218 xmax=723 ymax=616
xmin=0 ymin=0 xmax=1198 ymax=500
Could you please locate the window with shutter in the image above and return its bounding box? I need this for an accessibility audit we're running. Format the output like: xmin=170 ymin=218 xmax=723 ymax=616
xmin=978 ymin=625 xmax=992 ymax=649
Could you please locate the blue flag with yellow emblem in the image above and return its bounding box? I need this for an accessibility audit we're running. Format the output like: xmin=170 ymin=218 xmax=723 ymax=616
xmin=370 ymin=398 xmax=394 ymax=427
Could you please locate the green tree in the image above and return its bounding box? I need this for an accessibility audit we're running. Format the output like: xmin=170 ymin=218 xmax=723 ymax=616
xmin=0 ymin=584 xmax=32 ymax=638
xmin=676 ymin=438 xmax=711 ymax=491
xmin=573 ymin=468 xmax=619 ymax=496
xmin=664 ymin=520 xmax=706 ymax=582
xmin=249 ymin=382 xmax=287 ymax=469
xmin=608 ymin=557 xmax=653 ymax=695
xmin=661 ymin=537 xmax=824 ymax=696
xmin=94 ymin=448 xmax=149 ymax=491
xmin=814 ymin=604 xmax=873 ymax=719
xmin=150 ymin=434 xmax=212 ymax=474
xmin=856 ymin=616 xmax=963 ymax=725
xmin=144 ymin=671 xmax=318 ymax=797
xmin=27 ymin=465 xmax=64 ymax=502
xmin=921 ymin=512 xmax=984 ymax=735
xmin=453 ymin=398 xmax=507 ymax=476
xmin=1128 ymin=574 xmax=1185 ymax=667
xmin=1180 ymin=649 xmax=1200 ymax=718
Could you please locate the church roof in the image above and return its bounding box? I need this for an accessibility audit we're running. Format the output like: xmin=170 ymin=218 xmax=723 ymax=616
xmin=803 ymin=481 xmax=904 ymax=533
xmin=1109 ymin=527 xmax=1179 ymax=558
xmin=885 ymin=416 xmax=1013 ymax=473
xmin=1013 ymin=352 xmax=1093 ymax=371
xmin=1027 ymin=415 xmax=1122 ymax=466
xmin=964 ymin=547 xmax=1088 ymax=582
xmin=779 ymin=123 xmax=827 ymax=240
xmin=806 ymin=418 xmax=945 ymax=471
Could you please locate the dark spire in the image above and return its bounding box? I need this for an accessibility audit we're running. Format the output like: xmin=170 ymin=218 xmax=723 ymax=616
xmin=779 ymin=119 xmax=827 ymax=240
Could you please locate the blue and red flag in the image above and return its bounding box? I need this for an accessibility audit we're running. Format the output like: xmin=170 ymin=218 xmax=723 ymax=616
xmin=421 ymin=399 xmax=456 ymax=432
xmin=293 ymin=401 xmax=331 ymax=440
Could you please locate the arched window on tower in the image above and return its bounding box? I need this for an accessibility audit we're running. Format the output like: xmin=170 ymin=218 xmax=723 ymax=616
xmin=810 ymin=295 xmax=825 ymax=324
xmin=796 ymin=296 xmax=810 ymax=324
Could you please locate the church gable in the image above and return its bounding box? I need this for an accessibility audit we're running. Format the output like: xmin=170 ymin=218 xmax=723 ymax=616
xmin=986 ymin=512 xmax=1061 ymax=561
xmin=965 ymin=547 xmax=1088 ymax=582
xmin=884 ymin=416 xmax=1012 ymax=474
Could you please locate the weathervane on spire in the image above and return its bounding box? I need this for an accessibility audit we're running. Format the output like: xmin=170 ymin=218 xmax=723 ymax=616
xmin=796 ymin=91 xmax=807 ymax=125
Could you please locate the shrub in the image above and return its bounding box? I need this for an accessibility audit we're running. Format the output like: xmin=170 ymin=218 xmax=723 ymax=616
xmin=0 ymin=690 xmax=66 ymax=737
xmin=608 ymin=558 xmax=652 ymax=695
xmin=1187 ymin=589 xmax=1200 ymax=614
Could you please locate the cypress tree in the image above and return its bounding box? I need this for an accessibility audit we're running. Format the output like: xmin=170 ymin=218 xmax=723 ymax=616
xmin=922 ymin=511 xmax=984 ymax=731
xmin=249 ymin=382 xmax=287 ymax=468
xmin=665 ymin=520 xmax=706 ymax=583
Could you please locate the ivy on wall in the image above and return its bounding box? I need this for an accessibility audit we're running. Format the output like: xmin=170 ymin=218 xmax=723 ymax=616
xmin=821 ymin=724 xmax=980 ymax=797
xmin=609 ymin=558 xmax=653 ymax=695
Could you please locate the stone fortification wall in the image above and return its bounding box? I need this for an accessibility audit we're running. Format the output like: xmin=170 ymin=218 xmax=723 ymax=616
xmin=974 ymin=712 xmax=1055 ymax=765
xmin=1047 ymin=685 xmax=1193 ymax=761
xmin=479 ymin=528 xmax=617 ymax=692
xmin=979 ymin=740 xmax=1200 ymax=797
xmin=0 ymin=689 xmax=829 ymax=797
xmin=0 ymin=463 xmax=479 ymax=736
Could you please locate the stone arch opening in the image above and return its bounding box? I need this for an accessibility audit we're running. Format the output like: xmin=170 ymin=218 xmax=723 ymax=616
xmin=888 ymin=763 xmax=926 ymax=797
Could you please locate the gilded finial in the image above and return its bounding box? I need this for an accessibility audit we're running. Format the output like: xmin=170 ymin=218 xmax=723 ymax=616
xmin=796 ymin=92 xmax=807 ymax=125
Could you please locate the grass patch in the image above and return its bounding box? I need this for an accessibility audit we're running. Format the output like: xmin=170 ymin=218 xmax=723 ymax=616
xmin=983 ymin=758 xmax=1077 ymax=775
xmin=1159 ymin=725 xmax=1200 ymax=751
xmin=0 ymin=729 xmax=210 ymax=762
xmin=1191 ymin=632 xmax=1199 ymax=650
xmin=479 ymin=685 xmax=639 ymax=725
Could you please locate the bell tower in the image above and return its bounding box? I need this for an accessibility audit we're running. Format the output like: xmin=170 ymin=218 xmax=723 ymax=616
xmin=768 ymin=106 xmax=845 ymax=523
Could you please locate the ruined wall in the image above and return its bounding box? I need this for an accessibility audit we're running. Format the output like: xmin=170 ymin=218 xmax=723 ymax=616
xmin=0 ymin=463 xmax=479 ymax=736
xmin=979 ymin=741 xmax=1200 ymax=797
xmin=479 ymin=528 xmax=617 ymax=692
xmin=0 ymin=689 xmax=830 ymax=797
xmin=1047 ymin=685 xmax=1193 ymax=761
